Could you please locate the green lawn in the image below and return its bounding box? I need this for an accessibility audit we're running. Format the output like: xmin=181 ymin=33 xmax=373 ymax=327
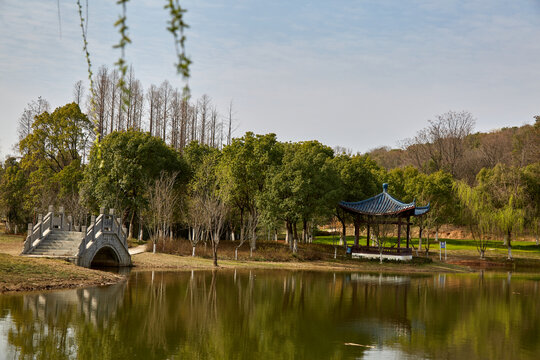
xmin=314 ymin=235 xmax=540 ymax=259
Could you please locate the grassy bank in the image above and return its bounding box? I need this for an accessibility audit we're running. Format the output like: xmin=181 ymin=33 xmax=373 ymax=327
xmin=315 ymin=234 xmax=540 ymax=270
xmin=132 ymin=251 xmax=466 ymax=273
xmin=2 ymin=230 xmax=540 ymax=294
xmin=0 ymin=252 xmax=122 ymax=293
xmin=0 ymin=233 xmax=123 ymax=293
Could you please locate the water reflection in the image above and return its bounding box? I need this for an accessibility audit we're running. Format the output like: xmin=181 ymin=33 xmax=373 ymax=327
xmin=0 ymin=270 xmax=539 ymax=359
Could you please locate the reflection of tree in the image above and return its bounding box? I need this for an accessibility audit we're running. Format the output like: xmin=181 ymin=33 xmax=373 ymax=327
xmin=0 ymin=272 xmax=539 ymax=359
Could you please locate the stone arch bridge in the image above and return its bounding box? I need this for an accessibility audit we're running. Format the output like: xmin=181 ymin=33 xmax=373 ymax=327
xmin=22 ymin=206 xmax=131 ymax=268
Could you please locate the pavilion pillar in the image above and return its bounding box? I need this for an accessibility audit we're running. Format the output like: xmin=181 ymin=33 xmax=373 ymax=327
xmin=406 ymin=216 xmax=410 ymax=249
xmin=397 ymin=218 xmax=401 ymax=249
xmin=366 ymin=220 xmax=370 ymax=247
xmin=354 ymin=216 xmax=359 ymax=248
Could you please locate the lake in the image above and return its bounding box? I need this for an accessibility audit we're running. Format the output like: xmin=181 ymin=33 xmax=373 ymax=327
xmin=1 ymin=270 xmax=539 ymax=359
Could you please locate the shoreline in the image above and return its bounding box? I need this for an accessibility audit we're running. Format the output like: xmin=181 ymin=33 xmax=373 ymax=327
xmin=2 ymin=239 xmax=539 ymax=294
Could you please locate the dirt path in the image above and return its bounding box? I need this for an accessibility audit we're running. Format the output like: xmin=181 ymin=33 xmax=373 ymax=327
xmin=132 ymin=252 xmax=469 ymax=273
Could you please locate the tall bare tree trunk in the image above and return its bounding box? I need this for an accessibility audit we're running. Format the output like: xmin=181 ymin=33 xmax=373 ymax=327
xmin=507 ymin=230 xmax=513 ymax=260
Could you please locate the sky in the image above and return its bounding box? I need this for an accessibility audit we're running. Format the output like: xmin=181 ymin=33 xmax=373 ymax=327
xmin=1 ymin=0 xmax=539 ymax=159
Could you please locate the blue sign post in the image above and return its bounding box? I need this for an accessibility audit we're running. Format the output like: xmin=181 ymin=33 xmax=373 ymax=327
xmin=440 ymin=241 xmax=447 ymax=261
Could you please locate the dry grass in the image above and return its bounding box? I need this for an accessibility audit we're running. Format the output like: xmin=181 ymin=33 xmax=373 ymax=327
xmin=0 ymin=233 xmax=24 ymax=255
xmin=134 ymin=239 xmax=468 ymax=273
xmin=0 ymin=252 xmax=122 ymax=293
xmin=150 ymin=238 xmax=344 ymax=262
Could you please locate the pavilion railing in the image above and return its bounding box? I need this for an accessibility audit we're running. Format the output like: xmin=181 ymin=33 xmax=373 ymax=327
xmin=350 ymin=245 xmax=413 ymax=256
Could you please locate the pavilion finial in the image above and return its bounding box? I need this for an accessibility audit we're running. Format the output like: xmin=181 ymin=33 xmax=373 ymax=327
xmin=382 ymin=183 xmax=388 ymax=193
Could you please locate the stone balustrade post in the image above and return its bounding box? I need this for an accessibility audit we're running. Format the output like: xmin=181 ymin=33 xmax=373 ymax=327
xmin=48 ymin=205 xmax=54 ymax=213
xmin=82 ymin=226 xmax=87 ymax=246
xmin=117 ymin=217 xmax=122 ymax=237
xmin=100 ymin=208 xmax=105 ymax=232
xmin=67 ymin=215 xmax=72 ymax=231
xmin=26 ymin=223 xmax=33 ymax=252
xmin=90 ymin=215 xmax=96 ymax=241
xmin=38 ymin=214 xmax=43 ymax=237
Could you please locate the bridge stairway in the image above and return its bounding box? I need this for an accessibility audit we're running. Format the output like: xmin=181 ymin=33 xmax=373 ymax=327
xmin=29 ymin=230 xmax=83 ymax=257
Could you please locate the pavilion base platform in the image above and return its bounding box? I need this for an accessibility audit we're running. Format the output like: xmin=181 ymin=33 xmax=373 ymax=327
xmin=350 ymin=246 xmax=413 ymax=261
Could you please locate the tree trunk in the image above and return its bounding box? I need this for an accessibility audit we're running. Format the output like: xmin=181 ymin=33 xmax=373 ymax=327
xmin=153 ymin=242 xmax=156 ymax=254
xmin=128 ymin=212 xmax=134 ymax=239
xmin=507 ymin=230 xmax=512 ymax=260
xmin=293 ymin=222 xmax=298 ymax=254
xmin=235 ymin=248 xmax=238 ymax=260
xmin=192 ymin=246 xmax=196 ymax=257
xmin=286 ymin=221 xmax=293 ymax=250
xmin=340 ymin=219 xmax=347 ymax=248
xmin=425 ymin=231 xmax=430 ymax=256
xmin=302 ymin=220 xmax=307 ymax=243
xmin=536 ymin=233 xmax=539 ymax=246
xmin=480 ymin=249 xmax=485 ymax=259
xmin=213 ymin=243 xmax=218 ymax=266
xmin=418 ymin=227 xmax=423 ymax=250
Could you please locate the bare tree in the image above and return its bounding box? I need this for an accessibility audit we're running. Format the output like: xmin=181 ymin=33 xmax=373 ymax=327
xmin=227 ymin=100 xmax=234 ymax=146
xmin=371 ymin=218 xmax=393 ymax=264
xmin=73 ymin=81 xmax=85 ymax=106
xmin=147 ymin=84 xmax=159 ymax=136
xmin=90 ymin=65 xmax=110 ymax=140
xmin=198 ymin=95 xmax=211 ymax=145
xmin=108 ymin=70 xmax=119 ymax=134
xmin=17 ymin=96 xmax=50 ymax=143
xmin=406 ymin=111 xmax=475 ymax=176
xmin=158 ymin=81 xmax=173 ymax=141
xmin=147 ymin=171 xmax=180 ymax=253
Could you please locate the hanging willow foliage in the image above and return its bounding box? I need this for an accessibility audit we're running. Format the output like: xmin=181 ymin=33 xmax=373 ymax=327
xmin=75 ymin=0 xmax=191 ymax=142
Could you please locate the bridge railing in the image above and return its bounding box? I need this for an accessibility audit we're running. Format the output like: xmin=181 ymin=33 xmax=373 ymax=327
xmin=80 ymin=208 xmax=129 ymax=254
xmin=23 ymin=205 xmax=59 ymax=254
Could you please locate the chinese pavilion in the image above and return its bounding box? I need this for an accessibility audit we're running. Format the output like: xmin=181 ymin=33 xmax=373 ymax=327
xmin=338 ymin=183 xmax=430 ymax=260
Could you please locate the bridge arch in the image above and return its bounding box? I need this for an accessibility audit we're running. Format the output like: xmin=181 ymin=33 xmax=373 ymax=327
xmin=90 ymin=245 xmax=121 ymax=268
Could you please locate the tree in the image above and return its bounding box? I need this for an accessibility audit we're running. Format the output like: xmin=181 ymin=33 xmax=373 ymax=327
xmin=147 ymin=171 xmax=180 ymax=253
xmin=476 ymin=164 xmax=525 ymax=259
xmin=17 ymin=97 xmax=50 ymax=145
xmin=455 ymin=181 xmax=491 ymax=259
xmin=188 ymin=149 xmax=228 ymax=266
xmin=18 ymin=103 xmax=91 ymax=213
xmin=220 ymin=132 xmax=282 ymax=258
xmin=406 ymin=110 xmax=475 ymax=177
xmin=521 ymin=162 xmax=540 ymax=245
xmin=81 ymin=131 xmax=187 ymax=239
xmin=371 ymin=217 xmax=393 ymax=264
xmin=333 ymin=153 xmax=381 ymax=247
xmin=0 ymin=157 xmax=28 ymax=233
xmin=259 ymin=141 xmax=337 ymax=253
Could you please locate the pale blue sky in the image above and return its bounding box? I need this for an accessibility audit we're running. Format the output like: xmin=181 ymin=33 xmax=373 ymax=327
xmin=1 ymin=0 xmax=539 ymax=158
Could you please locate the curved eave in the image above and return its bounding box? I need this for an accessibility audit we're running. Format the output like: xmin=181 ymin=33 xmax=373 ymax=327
xmin=338 ymin=202 xmax=416 ymax=217
xmin=414 ymin=204 xmax=430 ymax=216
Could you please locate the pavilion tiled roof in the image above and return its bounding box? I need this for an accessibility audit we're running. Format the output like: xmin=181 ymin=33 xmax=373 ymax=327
xmin=339 ymin=183 xmax=430 ymax=217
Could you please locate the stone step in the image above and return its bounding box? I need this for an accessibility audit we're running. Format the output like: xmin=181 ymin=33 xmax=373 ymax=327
xmin=47 ymin=235 xmax=83 ymax=240
xmin=36 ymin=246 xmax=79 ymax=251
xmin=32 ymin=250 xmax=77 ymax=256
xmin=39 ymin=240 xmax=81 ymax=245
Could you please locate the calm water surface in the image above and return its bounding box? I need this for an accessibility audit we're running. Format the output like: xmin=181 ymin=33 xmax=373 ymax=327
xmin=0 ymin=270 xmax=539 ymax=359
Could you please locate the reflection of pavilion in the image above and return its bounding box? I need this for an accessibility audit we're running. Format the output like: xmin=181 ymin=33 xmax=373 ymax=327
xmin=339 ymin=183 xmax=429 ymax=261
xmin=349 ymin=273 xmax=411 ymax=286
